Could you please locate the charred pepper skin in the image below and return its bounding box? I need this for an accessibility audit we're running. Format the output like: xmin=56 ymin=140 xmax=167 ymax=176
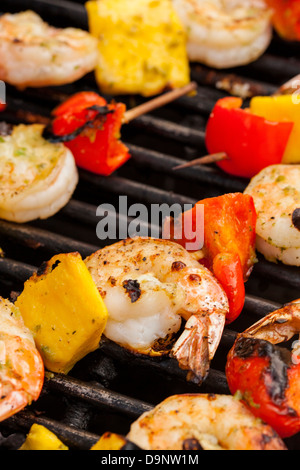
xmin=226 ymin=335 xmax=300 ymax=438
xmin=51 ymin=92 xmax=130 ymax=176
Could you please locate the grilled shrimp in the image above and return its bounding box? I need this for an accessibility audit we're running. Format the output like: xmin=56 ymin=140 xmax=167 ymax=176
xmin=244 ymin=164 xmax=300 ymax=266
xmin=172 ymin=0 xmax=272 ymax=69
xmin=0 ymin=297 xmax=44 ymax=422
xmin=85 ymin=237 xmax=229 ymax=383
xmin=0 ymin=11 xmax=98 ymax=88
xmin=0 ymin=123 xmax=78 ymax=223
xmin=226 ymin=299 xmax=300 ymax=438
xmin=127 ymin=393 xmax=286 ymax=450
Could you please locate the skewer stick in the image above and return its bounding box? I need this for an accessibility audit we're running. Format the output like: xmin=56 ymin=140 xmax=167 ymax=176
xmin=11 ymin=83 xmax=197 ymax=144
xmin=173 ymin=152 xmax=228 ymax=170
xmin=123 ymin=82 xmax=197 ymax=124
xmin=173 ymin=74 xmax=300 ymax=172
xmin=273 ymin=74 xmax=300 ymax=96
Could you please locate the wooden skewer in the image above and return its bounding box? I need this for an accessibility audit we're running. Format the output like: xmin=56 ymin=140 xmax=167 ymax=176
xmin=123 ymin=81 xmax=197 ymax=124
xmin=274 ymin=74 xmax=300 ymax=96
xmin=173 ymin=152 xmax=228 ymax=170
xmin=173 ymin=74 xmax=300 ymax=172
xmin=12 ymin=82 xmax=197 ymax=143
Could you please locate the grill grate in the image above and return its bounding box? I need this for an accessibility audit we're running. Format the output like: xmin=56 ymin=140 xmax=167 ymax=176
xmin=0 ymin=0 xmax=300 ymax=450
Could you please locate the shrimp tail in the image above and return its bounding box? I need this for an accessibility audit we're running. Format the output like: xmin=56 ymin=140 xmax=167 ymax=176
xmin=171 ymin=314 xmax=210 ymax=384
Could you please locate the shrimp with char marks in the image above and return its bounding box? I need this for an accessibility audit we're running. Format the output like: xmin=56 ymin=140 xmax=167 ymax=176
xmin=85 ymin=237 xmax=229 ymax=383
xmin=172 ymin=0 xmax=272 ymax=69
xmin=244 ymin=164 xmax=300 ymax=267
xmin=0 ymin=297 xmax=44 ymax=422
xmin=0 ymin=11 xmax=98 ymax=88
xmin=127 ymin=393 xmax=287 ymax=450
xmin=0 ymin=124 xmax=78 ymax=223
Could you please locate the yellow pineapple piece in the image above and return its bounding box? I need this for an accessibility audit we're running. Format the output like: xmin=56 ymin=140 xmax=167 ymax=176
xmin=19 ymin=424 xmax=69 ymax=450
xmin=86 ymin=0 xmax=190 ymax=96
xmin=91 ymin=432 xmax=130 ymax=450
xmin=15 ymin=252 xmax=108 ymax=374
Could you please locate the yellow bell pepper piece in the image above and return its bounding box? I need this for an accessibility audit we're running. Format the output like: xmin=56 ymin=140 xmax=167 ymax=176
xmin=250 ymin=94 xmax=300 ymax=164
xmin=19 ymin=424 xmax=68 ymax=450
xmin=86 ymin=0 xmax=190 ymax=97
xmin=15 ymin=252 xmax=108 ymax=374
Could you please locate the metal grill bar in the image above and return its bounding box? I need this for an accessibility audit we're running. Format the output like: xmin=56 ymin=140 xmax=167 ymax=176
xmin=1 ymin=0 xmax=88 ymax=29
xmin=0 ymin=219 xmax=99 ymax=258
xmin=190 ymin=65 xmax=277 ymax=98
xmin=44 ymin=374 xmax=153 ymax=418
xmin=254 ymin=258 xmax=300 ymax=290
xmin=62 ymin=199 xmax=157 ymax=235
xmin=2 ymin=411 xmax=101 ymax=450
xmin=240 ymin=53 xmax=300 ymax=83
xmin=79 ymin=171 xmax=197 ymax=207
xmin=127 ymin=144 xmax=247 ymax=192
xmin=128 ymin=114 xmax=206 ymax=148
xmin=99 ymin=337 xmax=231 ymax=394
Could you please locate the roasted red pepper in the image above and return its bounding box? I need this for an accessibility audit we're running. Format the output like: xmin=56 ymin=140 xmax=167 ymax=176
xmin=52 ymin=91 xmax=130 ymax=176
xmin=266 ymin=0 xmax=300 ymax=41
xmin=212 ymin=253 xmax=245 ymax=325
xmin=164 ymin=193 xmax=257 ymax=324
xmin=205 ymin=97 xmax=294 ymax=179
xmin=226 ymin=300 xmax=300 ymax=438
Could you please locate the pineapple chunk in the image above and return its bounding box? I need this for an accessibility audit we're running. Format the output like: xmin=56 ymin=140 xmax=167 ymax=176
xmin=91 ymin=432 xmax=130 ymax=450
xmin=15 ymin=252 xmax=108 ymax=374
xmin=86 ymin=0 xmax=190 ymax=96
xmin=19 ymin=424 xmax=68 ymax=450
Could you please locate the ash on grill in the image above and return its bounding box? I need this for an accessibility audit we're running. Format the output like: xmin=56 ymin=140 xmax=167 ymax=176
xmin=0 ymin=0 xmax=300 ymax=451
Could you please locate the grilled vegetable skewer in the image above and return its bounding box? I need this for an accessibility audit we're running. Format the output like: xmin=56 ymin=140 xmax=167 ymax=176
xmin=173 ymin=76 xmax=300 ymax=176
xmin=50 ymin=82 xmax=197 ymax=176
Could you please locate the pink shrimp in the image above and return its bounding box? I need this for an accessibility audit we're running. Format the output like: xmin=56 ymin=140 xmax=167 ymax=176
xmin=85 ymin=237 xmax=229 ymax=383
xmin=0 ymin=297 xmax=44 ymax=421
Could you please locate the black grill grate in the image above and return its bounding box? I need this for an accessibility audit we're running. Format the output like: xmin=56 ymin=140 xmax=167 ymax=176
xmin=0 ymin=0 xmax=300 ymax=450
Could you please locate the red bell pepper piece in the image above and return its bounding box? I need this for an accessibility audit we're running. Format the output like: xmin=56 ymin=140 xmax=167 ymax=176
xmin=164 ymin=193 xmax=257 ymax=324
xmin=205 ymin=97 xmax=294 ymax=179
xmin=226 ymin=335 xmax=300 ymax=438
xmin=212 ymin=253 xmax=245 ymax=325
xmin=266 ymin=0 xmax=300 ymax=41
xmin=52 ymin=91 xmax=130 ymax=176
